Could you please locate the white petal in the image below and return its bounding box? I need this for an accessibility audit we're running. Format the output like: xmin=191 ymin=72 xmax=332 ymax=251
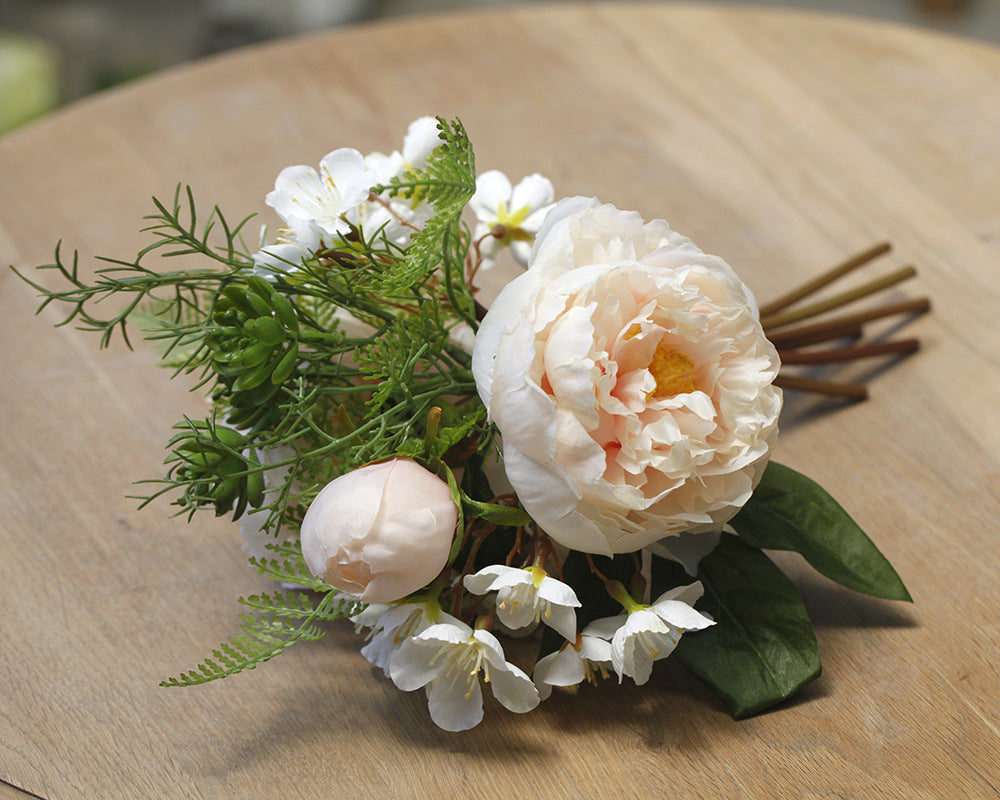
xmin=583 ymin=614 xmax=627 ymax=641
xmin=388 ymin=638 xmax=439 ymax=691
xmin=426 ymin=672 xmax=484 ymax=732
xmin=509 ymin=173 xmax=554 ymax=214
xmin=470 ymin=170 xmax=512 ymax=220
xmin=647 ymin=530 xmax=721 ymax=577
xmin=536 ymin=576 xmax=581 ymax=608
xmin=651 ymin=600 xmax=715 ymax=631
xmin=534 ymin=646 xmax=585 ymax=690
xmin=542 ymin=602 xmax=578 ymax=641
xmin=487 ymin=662 xmax=540 ymax=714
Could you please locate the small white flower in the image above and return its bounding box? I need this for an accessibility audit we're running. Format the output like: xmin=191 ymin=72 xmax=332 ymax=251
xmin=464 ymin=564 xmax=580 ymax=640
xmin=588 ymin=582 xmax=715 ymax=686
xmin=353 ymin=600 xmax=462 ymax=674
xmin=389 ymin=620 xmax=539 ymax=731
xmin=470 ymin=170 xmax=554 ymax=266
xmin=533 ymin=631 xmax=614 ymax=700
xmin=265 ymin=147 xmax=375 ymax=248
xmin=361 ymin=116 xmax=443 ymax=245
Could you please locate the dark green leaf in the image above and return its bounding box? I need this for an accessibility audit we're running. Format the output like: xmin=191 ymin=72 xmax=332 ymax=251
xmin=652 ymin=534 xmax=822 ymax=718
xmin=731 ymin=462 xmax=911 ymax=601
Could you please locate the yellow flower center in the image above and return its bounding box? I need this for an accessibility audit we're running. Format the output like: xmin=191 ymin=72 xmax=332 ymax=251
xmin=649 ymin=344 xmax=698 ymax=397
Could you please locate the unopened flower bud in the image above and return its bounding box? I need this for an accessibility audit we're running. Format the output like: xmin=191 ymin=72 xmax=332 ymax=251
xmin=300 ymin=458 xmax=458 ymax=603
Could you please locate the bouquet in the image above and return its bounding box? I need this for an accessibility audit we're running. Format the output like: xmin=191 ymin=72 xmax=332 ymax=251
xmin=17 ymin=117 xmax=920 ymax=731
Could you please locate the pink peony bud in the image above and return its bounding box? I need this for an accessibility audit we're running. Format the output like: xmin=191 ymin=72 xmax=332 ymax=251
xmin=300 ymin=458 xmax=458 ymax=603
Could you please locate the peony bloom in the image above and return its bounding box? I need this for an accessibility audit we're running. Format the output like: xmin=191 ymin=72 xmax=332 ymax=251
xmin=463 ymin=564 xmax=580 ymax=640
xmin=389 ymin=620 xmax=539 ymax=731
xmin=588 ymin=582 xmax=714 ymax=685
xmin=299 ymin=459 xmax=458 ymax=603
xmin=472 ymin=198 xmax=781 ymax=555
xmin=469 ymin=170 xmax=555 ymax=266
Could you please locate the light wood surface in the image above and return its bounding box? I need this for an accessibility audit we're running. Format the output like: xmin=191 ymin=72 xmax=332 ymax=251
xmin=1 ymin=4 xmax=999 ymax=798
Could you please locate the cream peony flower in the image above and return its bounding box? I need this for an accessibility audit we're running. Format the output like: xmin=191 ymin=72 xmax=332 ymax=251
xmin=299 ymin=458 xmax=458 ymax=603
xmin=472 ymin=199 xmax=781 ymax=555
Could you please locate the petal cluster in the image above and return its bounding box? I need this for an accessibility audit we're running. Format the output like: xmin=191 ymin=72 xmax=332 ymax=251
xmin=472 ymin=199 xmax=782 ymax=555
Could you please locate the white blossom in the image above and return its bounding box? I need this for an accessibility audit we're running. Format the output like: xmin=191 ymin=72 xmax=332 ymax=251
xmin=469 ymin=170 xmax=554 ymax=266
xmin=587 ymin=582 xmax=714 ymax=685
xmin=389 ymin=620 xmax=539 ymax=731
xmin=464 ymin=564 xmax=580 ymax=640
xmin=533 ymin=630 xmax=614 ymax=700
xmin=352 ymin=600 xmax=462 ymax=674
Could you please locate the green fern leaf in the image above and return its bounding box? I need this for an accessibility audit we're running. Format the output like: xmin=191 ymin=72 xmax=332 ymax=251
xmin=160 ymin=589 xmax=359 ymax=687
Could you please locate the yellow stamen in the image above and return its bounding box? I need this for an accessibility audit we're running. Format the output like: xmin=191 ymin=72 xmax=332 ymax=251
xmin=648 ymin=344 xmax=698 ymax=397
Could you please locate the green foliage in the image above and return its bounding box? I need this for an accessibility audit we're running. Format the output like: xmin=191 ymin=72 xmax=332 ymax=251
xmin=16 ymin=118 xmax=487 ymax=529
xmin=160 ymin=589 xmax=361 ymax=687
xmin=653 ymin=534 xmax=822 ymax=718
xmin=732 ymin=462 xmax=911 ymax=601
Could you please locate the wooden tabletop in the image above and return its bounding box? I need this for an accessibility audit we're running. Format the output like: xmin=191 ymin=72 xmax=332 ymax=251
xmin=1 ymin=4 xmax=999 ymax=798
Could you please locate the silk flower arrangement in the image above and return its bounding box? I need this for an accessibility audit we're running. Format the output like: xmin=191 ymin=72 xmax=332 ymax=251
xmin=18 ymin=117 xmax=917 ymax=731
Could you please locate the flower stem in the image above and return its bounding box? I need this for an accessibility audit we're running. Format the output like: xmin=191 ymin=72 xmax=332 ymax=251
xmin=761 ymin=266 xmax=917 ymax=330
xmin=758 ymin=241 xmax=892 ymax=318
xmin=778 ymin=338 xmax=919 ymax=364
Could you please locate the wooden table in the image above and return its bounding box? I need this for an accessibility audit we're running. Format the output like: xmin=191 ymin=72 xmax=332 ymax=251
xmin=1 ymin=4 xmax=998 ymax=798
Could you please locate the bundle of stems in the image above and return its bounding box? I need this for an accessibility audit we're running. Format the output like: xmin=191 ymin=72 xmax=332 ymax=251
xmin=760 ymin=242 xmax=930 ymax=400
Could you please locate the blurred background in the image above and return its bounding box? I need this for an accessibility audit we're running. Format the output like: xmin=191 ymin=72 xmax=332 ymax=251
xmin=0 ymin=0 xmax=996 ymax=133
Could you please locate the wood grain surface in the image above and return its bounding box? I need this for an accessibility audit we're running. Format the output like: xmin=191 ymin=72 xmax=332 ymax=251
xmin=1 ymin=4 xmax=998 ymax=798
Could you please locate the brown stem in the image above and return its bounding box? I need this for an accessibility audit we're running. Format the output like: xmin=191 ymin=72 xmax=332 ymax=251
xmin=767 ymin=297 xmax=931 ymax=346
xmin=757 ymin=241 xmax=892 ymax=318
xmin=761 ymin=265 xmax=918 ymax=330
xmin=768 ymin=321 xmax=864 ymax=349
xmin=774 ymin=374 xmax=869 ymax=400
xmin=778 ymin=338 xmax=920 ymax=365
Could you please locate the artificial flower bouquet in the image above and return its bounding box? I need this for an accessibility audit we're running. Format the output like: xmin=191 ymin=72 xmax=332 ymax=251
xmin=18 ymin=117 xmax=919 ymax=731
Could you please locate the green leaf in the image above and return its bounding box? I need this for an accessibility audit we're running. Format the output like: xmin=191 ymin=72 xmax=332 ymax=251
xmin=462 ymin=496 xmax=532 ymax=528
xmin=159 ymin=589 xmax=360 ymax=687
xmin=731 ymin=462 xmax=911 ymax=601
xmin=653 ymin=534 xmax=821 ymax=718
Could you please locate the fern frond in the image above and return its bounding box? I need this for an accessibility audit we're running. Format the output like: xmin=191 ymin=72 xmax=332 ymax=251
xmin=374 ymin=117 xmax=477 ymax=295
xmin=160 ymin=589 xmax=358 ymax=687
